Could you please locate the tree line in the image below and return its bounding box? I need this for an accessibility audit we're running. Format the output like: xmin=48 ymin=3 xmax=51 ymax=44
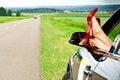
xmin=20 ymin=8 xmax=62 ymax=13
xmin=0 ymin=7 xmax=21 ymax=16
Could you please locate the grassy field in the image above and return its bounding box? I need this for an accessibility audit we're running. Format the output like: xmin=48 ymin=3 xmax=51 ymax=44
xmin=40 ymin=13 xmax=112 ymax=80
xmin=0 ymin=16 xmax=29 ymax=23
xmin=0 ymin=13 xmax=40 ymax=23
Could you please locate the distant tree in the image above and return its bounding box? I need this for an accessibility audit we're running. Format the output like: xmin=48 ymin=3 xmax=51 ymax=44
xmin=16 ymin=11 xmax=21 ymax=16
xmin=7 ymin=9 xmax=12 ymax=16
xmin=0 ymin=7 xmax=7 ymax=16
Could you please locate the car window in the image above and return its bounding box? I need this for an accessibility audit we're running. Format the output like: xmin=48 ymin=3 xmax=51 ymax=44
xmin=108 ymin=23 xmax=120 ymax=41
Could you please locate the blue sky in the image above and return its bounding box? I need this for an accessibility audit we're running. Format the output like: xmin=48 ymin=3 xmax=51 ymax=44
xmin=0 ymin=0 xmax=120 ymax=7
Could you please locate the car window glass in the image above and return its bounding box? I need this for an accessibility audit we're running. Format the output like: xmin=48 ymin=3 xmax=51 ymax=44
xmin=108 ymin=23 xmax=120 ymax=41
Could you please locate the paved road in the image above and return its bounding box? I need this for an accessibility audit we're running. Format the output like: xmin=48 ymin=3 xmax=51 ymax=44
xmin=0 ymin=18 xmax=40 ymax=80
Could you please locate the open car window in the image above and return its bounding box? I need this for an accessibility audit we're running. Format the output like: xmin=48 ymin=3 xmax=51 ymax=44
xmin=108 ymin=22 xmax=120 ymax=41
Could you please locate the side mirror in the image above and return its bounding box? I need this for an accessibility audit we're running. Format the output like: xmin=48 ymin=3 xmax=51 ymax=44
xmin=69 ymin=32 xmax=86 ymax=46
xmin=69 ymin=32 xmax=120 ymax=61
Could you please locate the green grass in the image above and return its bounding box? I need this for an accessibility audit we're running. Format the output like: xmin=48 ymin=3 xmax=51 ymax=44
xmin=40 ymin=16 xmax=80 ymax=80
xmin=40 ymin=13 xmax=113 ymax=80
xmin=0 ymin=16 xmax=29 ymax=23
xmin=0 ymin=13 xmax=40 ymax=23
xmin=108 ymin=24 xmax=120 ymax=41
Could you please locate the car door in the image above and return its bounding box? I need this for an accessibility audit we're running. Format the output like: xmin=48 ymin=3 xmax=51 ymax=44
xmin=92 ymin=12 xmax=120 ymax=80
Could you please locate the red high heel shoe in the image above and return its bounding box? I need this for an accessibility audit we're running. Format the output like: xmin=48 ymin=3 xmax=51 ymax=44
xmin=82 ymin=8 xmax=98 ymax=49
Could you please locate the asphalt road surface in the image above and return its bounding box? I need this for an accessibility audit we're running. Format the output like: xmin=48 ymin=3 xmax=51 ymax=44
xmin=0 ymin=18 xmax=40 ymax=80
